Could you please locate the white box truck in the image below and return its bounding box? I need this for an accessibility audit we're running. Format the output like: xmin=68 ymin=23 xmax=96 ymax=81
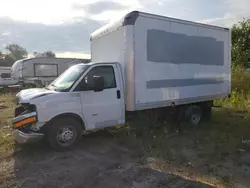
xmin=10 ymin=11 xmax=231 ymax=151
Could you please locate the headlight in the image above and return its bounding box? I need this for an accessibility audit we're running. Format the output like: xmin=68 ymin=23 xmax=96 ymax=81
xmin=11 ymin=112 xmax=37 ymax=129
xmin=13 ymin=116 xmax=37 ymax=129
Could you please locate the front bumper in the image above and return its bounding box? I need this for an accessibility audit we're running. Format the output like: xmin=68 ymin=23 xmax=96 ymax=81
xmin=12 ymin=129 xmax=44 ymax=144
xmin=11 ymin=111 xmax=44 ymax=144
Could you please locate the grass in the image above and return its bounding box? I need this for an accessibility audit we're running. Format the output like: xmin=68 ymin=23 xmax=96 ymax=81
xmin=215 ymin=92 xmax=250 ymax=113
xmin=0 ymin=93 xmax=16 ymax=158
xmin=114 ymin=97 xmax=250 ymax=187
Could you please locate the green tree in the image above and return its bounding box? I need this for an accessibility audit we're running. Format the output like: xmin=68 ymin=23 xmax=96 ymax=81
xmin=0 ymin=51 xmax=4 ymax=60
xmin=44 ymin=51 xmax=56 ymax=57
xmin=231 ymin=18 xmax=250 ymax=67
xmin=5 ymin=44 xmax=28 ymax=61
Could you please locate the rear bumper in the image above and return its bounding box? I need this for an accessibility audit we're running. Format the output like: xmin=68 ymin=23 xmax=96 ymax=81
xmin=12 ymin=129 xmax=44 ymax=144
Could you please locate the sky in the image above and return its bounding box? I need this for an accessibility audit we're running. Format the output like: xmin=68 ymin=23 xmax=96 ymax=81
xmin=0 ymin=0 xmax=249 ymax=58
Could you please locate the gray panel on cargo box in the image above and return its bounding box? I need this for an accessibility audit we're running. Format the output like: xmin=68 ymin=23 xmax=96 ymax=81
xmin=147 ymin=29 xmax=224 ymax=66
xmin=146 ymin=78 xmax=225 ymax=89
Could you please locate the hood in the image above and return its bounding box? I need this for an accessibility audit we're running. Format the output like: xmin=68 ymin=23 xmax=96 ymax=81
xmin=16 ymin=88 xmax=57 ymax=104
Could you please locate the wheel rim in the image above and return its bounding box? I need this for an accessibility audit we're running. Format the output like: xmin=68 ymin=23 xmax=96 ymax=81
xmin=56 ymin=126 xmax=76 ymax=146
xmin=190 ymin=113 xmax=201 ymax=125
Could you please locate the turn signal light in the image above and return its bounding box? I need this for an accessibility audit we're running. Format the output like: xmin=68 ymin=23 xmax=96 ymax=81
xmin=14 ymin=116 xmax=37 ymax=129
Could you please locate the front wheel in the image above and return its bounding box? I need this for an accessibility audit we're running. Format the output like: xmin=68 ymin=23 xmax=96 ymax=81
xmin=47 ymin=117 xmax=82 ymax=151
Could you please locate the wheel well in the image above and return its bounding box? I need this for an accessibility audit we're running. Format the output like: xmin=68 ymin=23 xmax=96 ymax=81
xmin=40 ymin=113 xmax=86 ymax=134
xmin=178 ymin=101 xmax=212 ymax=111
xmin=177 ymin=101 xmax=212 ymax=121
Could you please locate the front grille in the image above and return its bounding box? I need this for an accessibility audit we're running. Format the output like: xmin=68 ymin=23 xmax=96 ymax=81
xmin=14 ymin=103 xmax=36 ymax=117
xmin=14 ymin=106 xmax=25 ymax=117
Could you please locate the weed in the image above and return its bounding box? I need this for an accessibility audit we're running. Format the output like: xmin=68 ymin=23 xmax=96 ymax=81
xmin=0 ymin=93 xmax=16 ymax=158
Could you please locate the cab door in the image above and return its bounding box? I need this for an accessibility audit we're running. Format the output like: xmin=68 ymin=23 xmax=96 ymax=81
xmin=73 ymin=64 xmax=125 ymax=130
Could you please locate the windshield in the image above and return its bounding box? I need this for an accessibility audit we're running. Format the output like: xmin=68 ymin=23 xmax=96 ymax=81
xmin=48 ymin=65 xmax=88 ymax=91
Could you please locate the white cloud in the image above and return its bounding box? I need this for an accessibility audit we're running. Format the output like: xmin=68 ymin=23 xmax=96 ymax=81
xmin=0 ymin=0 xmax=249 ymax=26
xmin=198 ymin=14 xmax=235 ymax=27
xmin=0 ymin=0 xmax=141 ymax=24
xmin=198 ymin=0 xmax=250 ymax=27
xmin=0 ymin=17 xmax=101 ymax=53
xmin=73 ymin=0 xmax=142 ymax=22
xmin=27 ymin=52 xmax=90 ymax=59
xmin=227 ymin=0 xmax=250 ymax=16
xmin=73 ymin=1 xmax=128 ymax=14
xmin=55 ymin=52 xmax=90 ymax=59
xmin=2 ymin=32 xmax=11 ymax=36
xmin=0 ymin=0 xmax=93 ymax=24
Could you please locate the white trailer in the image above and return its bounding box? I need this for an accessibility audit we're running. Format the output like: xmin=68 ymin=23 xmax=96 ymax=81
xmin=0 ymin=66 xmax=18 ymax=86
xmin=11 ymin=11 xmax=231 ymax=151
xmin=11 ymin=57 xmax=90 ymax=87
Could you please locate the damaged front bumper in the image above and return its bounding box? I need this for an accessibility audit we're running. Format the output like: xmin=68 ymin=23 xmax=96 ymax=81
xmin=12 ymin=129 xmax=44 ymax=144
xmin=11 ymin=111 xmax=44 ymax=144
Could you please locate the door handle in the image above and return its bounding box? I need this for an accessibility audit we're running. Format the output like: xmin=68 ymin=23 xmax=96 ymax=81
xmin=117 ymin=90 xmax=121 ymax=99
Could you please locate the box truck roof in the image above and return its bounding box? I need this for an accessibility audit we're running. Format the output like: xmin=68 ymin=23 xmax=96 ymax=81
xmin=91 ymin=10 xmax=229 ymax=40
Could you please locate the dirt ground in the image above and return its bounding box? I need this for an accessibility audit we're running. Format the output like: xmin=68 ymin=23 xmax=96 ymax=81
xmin=1 ymin=131 xmax=215 ymax=188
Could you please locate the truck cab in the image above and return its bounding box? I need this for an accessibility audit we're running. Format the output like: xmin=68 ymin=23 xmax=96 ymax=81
xmin=11 ymin=62 xmax=125 ymax=151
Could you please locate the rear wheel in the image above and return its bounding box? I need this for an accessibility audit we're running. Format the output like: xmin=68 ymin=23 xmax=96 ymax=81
xmin=202 ymin=101 xmax=212 ymax=121
xmin=47 ymin=117 xmax=82 ymax=151
xmin=182 ymin=105 xmax=202 ymax=126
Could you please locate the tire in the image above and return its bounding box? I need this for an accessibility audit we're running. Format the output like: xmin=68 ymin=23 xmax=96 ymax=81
xmin=183 ymin=105 xmax=202 ymax=126
xmin=202 ymin=102 xmax=212 ymax=121
xmin=47 ymin=117 xmax=82 ymax=151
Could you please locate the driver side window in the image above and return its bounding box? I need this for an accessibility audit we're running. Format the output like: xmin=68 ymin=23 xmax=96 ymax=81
xmin=74 ymin=65 xmax=116 ymax=91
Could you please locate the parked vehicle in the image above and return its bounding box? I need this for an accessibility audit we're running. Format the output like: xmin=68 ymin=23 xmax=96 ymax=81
xmin=11 ymin=11 xmax=231 ymax=151
xmin=10 ymin=57 xmax=90 ymax=87
xmin=0 ymin=66 xmax=18 ymax=86
xmin=247 ymin=68 xmax=250 ymax=73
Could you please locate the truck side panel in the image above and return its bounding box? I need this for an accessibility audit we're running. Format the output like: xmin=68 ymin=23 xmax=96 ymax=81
xmin=133 ymin=15 xmax=230 ymax=110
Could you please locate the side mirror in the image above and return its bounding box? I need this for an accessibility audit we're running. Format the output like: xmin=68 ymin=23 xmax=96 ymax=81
xmin=92 ymin=75 xmax=104 ymax=92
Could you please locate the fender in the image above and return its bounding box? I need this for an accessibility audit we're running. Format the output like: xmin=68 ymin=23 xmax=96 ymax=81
xmin=40 ymin=112 xmax=87 ymax=135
